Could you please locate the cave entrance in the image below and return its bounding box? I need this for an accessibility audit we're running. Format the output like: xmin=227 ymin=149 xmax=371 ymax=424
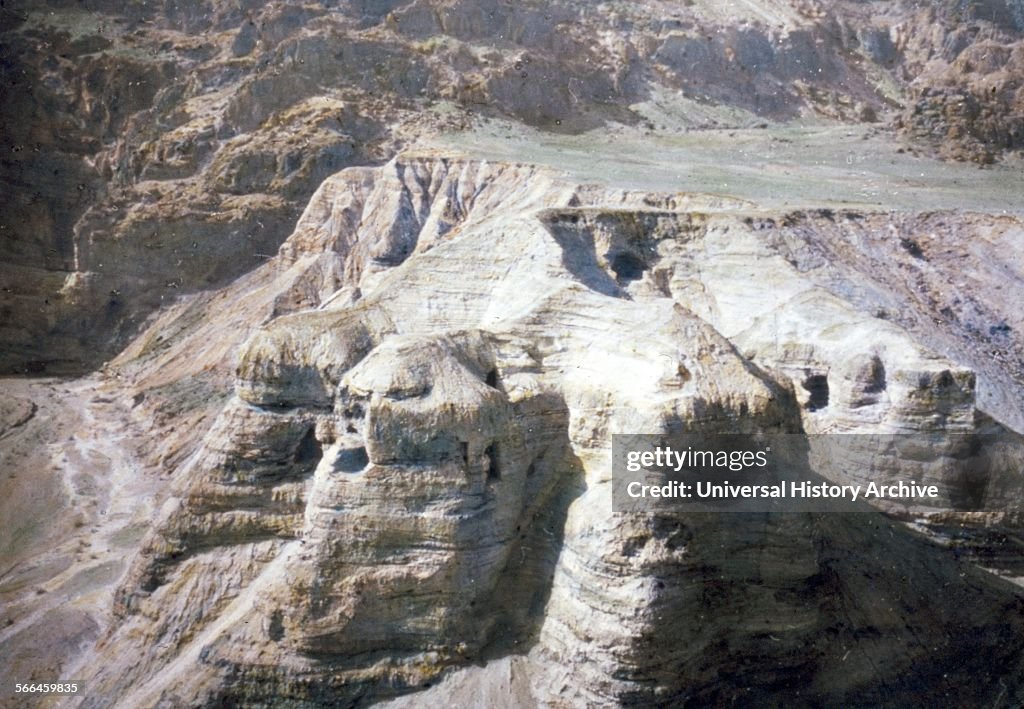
xmin=485 ymin=442 xmax=501 ymax=481
xmin=610 ymin=251 xmax=645 ymax=283
xmin=335 ymin=446 xmax=369 ymax=473
xmin=802 ymin=374 xmax=830 ymax=411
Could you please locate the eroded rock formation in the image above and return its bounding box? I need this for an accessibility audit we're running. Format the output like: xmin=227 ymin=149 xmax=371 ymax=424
xmin=3 ymin=2 xmax=1024 ymax=707
xmin=46 ymin=156 xmax=1023 ymax=707
xmin=3 ymin=0 xmax=1024 ymax=375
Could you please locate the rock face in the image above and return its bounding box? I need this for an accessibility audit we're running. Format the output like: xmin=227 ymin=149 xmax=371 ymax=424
xmin=3 ymin=2 xmax=1024 ymax=707
xmin=45 ymin=156 xmax=1023 ymax=707
xmin=3 ymin=0 xmax=1024 ymax=375
xmin=898 ymin=2 xmax=1024 ymax=162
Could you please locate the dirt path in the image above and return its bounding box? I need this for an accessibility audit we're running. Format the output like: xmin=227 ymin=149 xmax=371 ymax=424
xmin=0 ymin=377 xmax=163 ymax=707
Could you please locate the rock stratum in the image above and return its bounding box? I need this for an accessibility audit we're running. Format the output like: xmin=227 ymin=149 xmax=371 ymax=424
xmin=1 ymin=154 xmax=1021 ymax=706
xmin=2 ymin=2 xmax=1024 ymax=708
xmin=3 ymin=0 xmax=1024 ymax=374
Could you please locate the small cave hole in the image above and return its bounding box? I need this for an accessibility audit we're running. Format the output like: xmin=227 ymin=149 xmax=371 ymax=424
xmin=610 ymin=251 xmax=646 ymax=283
xmin=343 ymin=403 xmax=365 ymax=419
xmin=863 ymin=356 xmax=887 ymax=394
xmin=293 ymin=427 xmax=323 ymax=465
xmin=950 ymin=470 xmax=989 ymax=511
xmin=802 ymin=374 xmax=830 ymax=411
xmin=485 ymin=368 xmax=500 ymax=389
xmin=485 ymin=442 xmax=501 ymax=481
xmin=460 ymin=441 xmax=469 ymax=465
xmin=335 ymin=447 xmax=369 ymax=473
xmin=267 ymin=610 xmax=284 ymax=642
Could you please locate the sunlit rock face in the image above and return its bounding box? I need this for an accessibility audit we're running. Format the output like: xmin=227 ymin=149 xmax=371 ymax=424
xmin=59 ymin=156 xmax=1024 ymax=707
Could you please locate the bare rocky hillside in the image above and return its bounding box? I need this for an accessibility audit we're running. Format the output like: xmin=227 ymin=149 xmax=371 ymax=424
xmin=2 ymin=1 xmax=1024 ymax=707
xmin=2 ymin=0 xmax=1024 ymax=374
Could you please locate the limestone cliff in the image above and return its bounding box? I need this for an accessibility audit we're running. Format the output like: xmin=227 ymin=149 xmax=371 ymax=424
xmin=38 ymin=156 xmax=1021 ymax=707
xmin=2 ymin=2 xmax=1024 ymax=708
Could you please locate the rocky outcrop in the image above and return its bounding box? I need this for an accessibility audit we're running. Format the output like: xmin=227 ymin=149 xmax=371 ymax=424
xmin=3 ymin=0 xmax=1023 ymax=375
xmin=899 ymin=30 xmax=1024 ymax=162
xmin=4 ymin=1 xmax=1024 ymax=705
xmin=59 ymin=156 xmax=1024 ymax=707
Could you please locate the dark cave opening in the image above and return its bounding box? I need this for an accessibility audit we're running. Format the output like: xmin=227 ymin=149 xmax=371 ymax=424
xmin=485 ymin=368 xmax=500 ymax=389
xmin=610 ymin=251 xmax=646 ymax=283
xmin=335 ymin=446 xmax=369 ymax=473
xmin=486 ymin=442 xmax=501 ymax=481
xmin=803 ymin=374 xmax=830 ymax=411
xmin=293 ymin=426 xmax=323 ymax=465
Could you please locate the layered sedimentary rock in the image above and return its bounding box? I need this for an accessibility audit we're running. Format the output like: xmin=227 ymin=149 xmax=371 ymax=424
xmin=3 ymin=0 xmax=1024 ymax=375
xmin=5 ymin=6 xmax=1024 ymax=706
xmin=55 ymin=156 xmax=1024 ymax=707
